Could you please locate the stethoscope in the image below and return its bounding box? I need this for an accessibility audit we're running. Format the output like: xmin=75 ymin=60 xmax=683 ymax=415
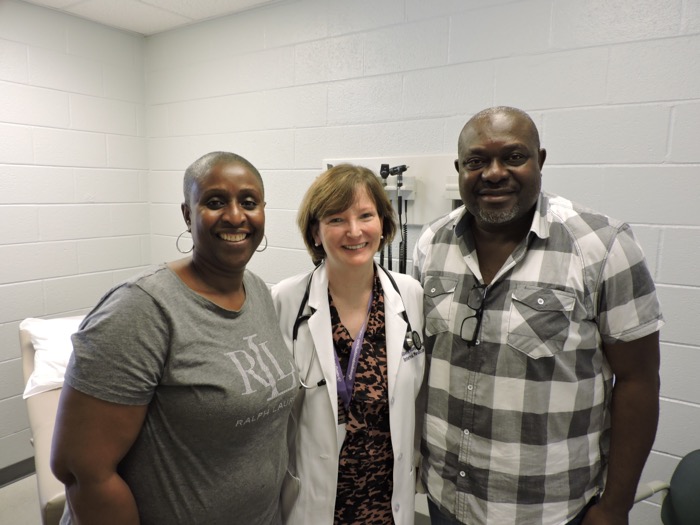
xmin=292 ymin=263 xmax=422 ymax=389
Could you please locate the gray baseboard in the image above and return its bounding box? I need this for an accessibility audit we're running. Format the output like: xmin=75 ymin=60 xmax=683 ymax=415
xmin=0 ymin=458 xmax=35 ymax=489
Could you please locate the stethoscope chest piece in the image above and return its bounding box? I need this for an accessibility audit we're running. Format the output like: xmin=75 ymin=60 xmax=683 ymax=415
xmin=405 ymin=330 xmax=422 ymax=351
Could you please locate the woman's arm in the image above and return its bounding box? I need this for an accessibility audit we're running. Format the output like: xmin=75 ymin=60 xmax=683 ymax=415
xmin=51 ymin=386 xmax=148 ymax=525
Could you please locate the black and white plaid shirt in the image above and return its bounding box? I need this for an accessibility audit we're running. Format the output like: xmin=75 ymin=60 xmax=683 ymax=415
xmin=412 ymin=192 xmax=664 ymax=525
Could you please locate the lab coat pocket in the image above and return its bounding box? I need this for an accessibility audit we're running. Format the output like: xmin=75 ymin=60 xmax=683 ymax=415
xmin=507 ymin=286 xmax=576 ymax=358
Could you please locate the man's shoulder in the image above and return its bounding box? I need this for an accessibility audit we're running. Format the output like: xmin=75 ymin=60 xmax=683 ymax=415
xmin=546 ymin=193 xmax=627 ymax=239
xmin=418 ymin=206 xmax=465 ymax=244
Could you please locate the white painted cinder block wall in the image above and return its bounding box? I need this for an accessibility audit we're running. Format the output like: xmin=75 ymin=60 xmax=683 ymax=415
xmin=1 ymin=0 xmax=698 ymax=522
xmin=0 ymin=0 xmax=149 ymax=478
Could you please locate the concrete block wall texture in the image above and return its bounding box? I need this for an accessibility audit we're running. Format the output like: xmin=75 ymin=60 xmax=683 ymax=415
xmin=0 ymin=0 xmax=698 ymax=521
xmin=0 ymin=0 xmax=149 ymax=473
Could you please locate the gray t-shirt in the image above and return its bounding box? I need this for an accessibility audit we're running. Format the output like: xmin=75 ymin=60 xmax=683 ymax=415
xmin=63 ymin=265 xmax=298 ymax=525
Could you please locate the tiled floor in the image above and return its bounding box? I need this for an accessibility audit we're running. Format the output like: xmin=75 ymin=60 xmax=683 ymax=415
xmin=0 ymin=474 xmax=42 ymax=525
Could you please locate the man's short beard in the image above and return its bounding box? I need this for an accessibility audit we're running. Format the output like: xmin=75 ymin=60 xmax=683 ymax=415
xmin=476 ymin=205 xmax=520 ymax=225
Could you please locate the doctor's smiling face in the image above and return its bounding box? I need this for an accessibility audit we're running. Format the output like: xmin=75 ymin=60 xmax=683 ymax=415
xmin=297 ymin=163 xmax=396 ymax=267
xmin=313 ymin=185 xmax=383 ymax=272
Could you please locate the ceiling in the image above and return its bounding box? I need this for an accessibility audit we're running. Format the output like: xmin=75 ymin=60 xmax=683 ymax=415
xmin=23 ymin=0 xmax=284 ymax=36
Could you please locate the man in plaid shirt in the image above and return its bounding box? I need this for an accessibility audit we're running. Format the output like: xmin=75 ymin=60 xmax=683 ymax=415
xmin=412 ymin=107 xmax=664 ymax=525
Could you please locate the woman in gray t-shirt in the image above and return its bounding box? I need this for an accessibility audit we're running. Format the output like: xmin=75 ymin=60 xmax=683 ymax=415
xmin=52 ymin=152 xmax=297 ymax=525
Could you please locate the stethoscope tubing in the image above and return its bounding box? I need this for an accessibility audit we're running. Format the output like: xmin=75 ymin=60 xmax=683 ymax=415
xmin=291 ymin=263 xmax=421 ymax=389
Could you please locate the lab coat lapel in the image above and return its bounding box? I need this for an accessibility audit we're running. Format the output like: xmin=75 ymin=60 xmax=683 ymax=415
xmin=306 ymin=264 xmax=339 ymax=425
xmin=378 ymin=268 xmax=406 ymax=400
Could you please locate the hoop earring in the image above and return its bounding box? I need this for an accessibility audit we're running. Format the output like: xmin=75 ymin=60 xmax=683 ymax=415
xmin=256 ymin=234 xmax=268 ymax=252
xmin=176 ymin=229 xmax=193 ymax=254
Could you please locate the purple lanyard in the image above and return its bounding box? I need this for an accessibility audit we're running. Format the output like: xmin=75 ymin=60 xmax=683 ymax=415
xmin=334 ymin=292 xmax=373 ymax=412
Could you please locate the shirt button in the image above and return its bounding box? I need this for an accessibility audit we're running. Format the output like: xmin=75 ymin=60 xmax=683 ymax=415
xmin=467 ymin=385 xmax=473 ymax=391
xmin=390 ymin=397 xmax=395 ymax=406
xmin=463 ymin=429 xmax=469 ymax=435
xmin=459 ymin=471 xmax=466 ymax=477
xmin=538 ymin=298 xmax=544 ymax=305
xmin=394 ymin=503 xmax=400 ymax=512
xmin=398 ymin=452 xmax=403 ymax=461
xmin=430 ymin=287 xmax=436 ymax=293
xmin=475 ymin=339 xmax=480 ymax=346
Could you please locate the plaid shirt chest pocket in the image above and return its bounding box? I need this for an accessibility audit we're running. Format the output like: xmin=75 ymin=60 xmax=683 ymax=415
xmin=423 ymin=275 xmax=458 ymax=337
xmin=507 ymin=286 xmax=576 ymax=358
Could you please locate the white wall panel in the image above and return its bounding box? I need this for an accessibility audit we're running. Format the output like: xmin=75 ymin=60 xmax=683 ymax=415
xmin=38 ymin=205 xmax=112 ymax=241
xmin=262 ymin=169 xmax=318 ymax=210
xmin=608 ymin=36 xmax=700 ymax=103
xmin=0 ymin=429 xmax=34 ymax=471
xmin=0 ymin=166 xmax=75 ymax=204
xmin=543 ymin=107 xmax=670 ymax=165
xmin=0 ymin=0 xmax=67 ymax=50
xmin=0 ymin=205 xmax=40 ymax=245
xmin=0 ymin=38 xmax=28 ymax=83
xmin=262 ymin=0 xmax=328 ymax=48
xmin=327 ymin=0 xmax=404 ymax=36
xmin=0 ymin=123 xmax=33 ymax=164
xmin=265 ymin=209 xmax=306 ymax=250
xmin=0 ymin=322 xmax=21 ymax=362
xmin=0 ymin=81 xmax=69 ymax=127
xmin=402 ymin=62 xmax=494 ymax=119
xmin=494 ymin=48 xmax=609 ymax=110
xmin=660 ymin=343 xmax=700 ymax=403
xmin=655 ymin=400 xmax=700 ymax=456
xmin=685 ymin=0 xmax=700 ymax=33
xmin=43 ymin=272 xmax=114 ymax=314
xmin=0 ymin=281 xmax=44 ymax=322
xmin=0 ymin=360 xmax=23 ymax=399
xmin=103 ymin=63 xmax=144 ymax=102
xmin=33 ymin=128 xmax=107 ymax=167
xmin=328 ymin=75 xmax=404 ymax=125
xmin=551 ymin=0 xmax=682 ymax=48
xmin=150 ymin=202 xmax=184 ymax=236
xmin=0 ymin=1 xmax=146 ymax=474
xmin=107 ymin=134 xmax=148 ymax=169
xmin=670 ymin=102 xmax=700 ymax=163
xmin=77 ymin=236 xmax=146 ymax=273
xmin=75 ymin=169 xmax=144 ymax=203
xmin=364 ymin=18 xmax=449 ymax=75
xmin=294 ymin=35 xmax=364 ymax=84
xmin=66 ymin=18 xmax=143 ymax=70
xmin=448 ymin=0 xmax=550 ymax=63
xmin=110 ymin=203 xmax=150 ymax=236
xmin=658 ymin=229 xmax=700 ymax=286
xmin=656 ymin=286 xmax=700 ymax=347
xmin=595 ymin=167 xmax=700 ymax=226
xmin=0 ymin=243 xmax=78 ymax=285
xmin=70 ymin=94 xmax=139 ymax=135
xmin=406 ymin=0 xmax=513 ymax=21
xmin=28 ymin=47 xmax=103 ymax=96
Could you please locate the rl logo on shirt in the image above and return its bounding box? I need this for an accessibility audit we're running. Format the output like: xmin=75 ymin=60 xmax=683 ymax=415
xmin=225 ymin=334 xmax=297 ymax=400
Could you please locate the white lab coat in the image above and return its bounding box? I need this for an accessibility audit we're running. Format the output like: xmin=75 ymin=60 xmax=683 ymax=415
xmin=271 ymin=262 xmax=425 ymax=525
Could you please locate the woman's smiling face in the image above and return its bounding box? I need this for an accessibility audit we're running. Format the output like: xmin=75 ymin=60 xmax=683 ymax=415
xmin=184 ymin=161 xmax=265 ymax=274
xmin=313 ymin=185 xmax=382 ymax=272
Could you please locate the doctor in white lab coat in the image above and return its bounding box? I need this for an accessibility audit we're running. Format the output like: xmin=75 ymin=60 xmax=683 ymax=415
xmin=271 ymin=164 xmax=425 ymax=525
